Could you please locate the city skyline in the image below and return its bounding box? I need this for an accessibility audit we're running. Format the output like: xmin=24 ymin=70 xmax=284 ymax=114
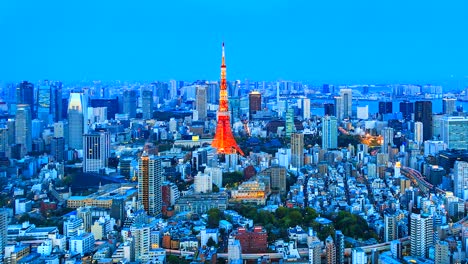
xmin=1 ymin=1 xmax=468 ymax=83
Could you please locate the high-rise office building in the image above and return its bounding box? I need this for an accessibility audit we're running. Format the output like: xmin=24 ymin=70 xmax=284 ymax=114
xmin=410 ymin=213 xmax=433 ymax=258
xmin=195 ymin=86 xmax=207 ymax=120
xmin=454 ymin=161 xmax=468 ymax=199
xmin=90 ymin=98 xmax=119 ymax=119
xmin=54 ymin=121 xmax=69 ymax=146
xmin=381 ymin=127 xmax=394 ymax=153
xmin=323 ymin=103 xmax=335 ymax=116
xmin=340 ymin=89 xmax=352 ymax=120
xmin=83 ymin=131 xmax=110 ymax=173
xmin=302 ymin=98 xmax=311 ymax=119
xmin=16 ymin=81 xmax=35 ymax=116
xmin=258 ymin=165 xmax=287 ymax=194
xmin=378 ymin=101 xmax=393 ymax=115
xmin=441 ymin=116 xmax=468 ymax=150
xmin=322 ymin=116 xmax=337 ymax=150
xmin=138 ymin=153 xmax=162 ymax=216
xmin=335 ymin=230 xmax=345 ymax=264
xmin=50 ymin=137 xmax=65 ymax=162
xmin=399 ymin=101 xmax=414 ymax=120
xmin=31 ymin=119 xmax=44 ymax=139
xmin=37 ymin=81 xmax=52 ymax=125
xmin=249 ymin=91 xmax=261 ymax=119
xmin=325 ymin=236 xmax=336 ymax=264
xmin=442 ymin=98 xmax=456 ymax=115
xmin=334 ymin=96 xmax=343 ymax=120
xmin=414 ymin=121 xmax=423 ymax=145
xmin=414 ymin=101 xmax=433 ymax=141
xmin=123 ymin=90 xmax=137 ymax=118
xmin=68 ymin=93 xmax=85 ymax=149
xmin=0 ymin=127 xmax=8 ymax=154
xmin=290 ymin=133 xmax=304 ymax=169
xmin=141 ymin=90 xmax=153 ymax=120
xmin=15 ymin=104 xmax=32 ymax=153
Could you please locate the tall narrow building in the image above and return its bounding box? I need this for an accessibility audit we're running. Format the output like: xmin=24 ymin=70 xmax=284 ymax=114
xmin=302 ymin=98 xmax=311 ymax=119
xmin=399 ymin=101 xmax=414 ymax=120
xmin=291 ymin=133 xmax=304 ymax=169
xmin=340 ymin=89 xmax=352 ymax=120
xmin=334 ymin=96 xmax=343 ymax=121
xmin=195 ymin=85 xmax=207 ymax=120
xmin=15 ymin=104 xmax=32 ymax=153
xmin=68 ymin=93 xmax=85 ymax=149
xmin=211 ymin=43 xmax=244 ymax=156
xmin=410 ymin=213 xmax=433 ymax=258
xmin=414 ymin=101 xmax=433 ymax=141
xmin=16 ymin=81 xmax=35 ymax=116
xmin=141 ymin=89 xmax=154 ymax=120
xmin=83 ymin=131 xmax=110 ymax=173
xmin=325 ymin=236 xmax=336 ymax=264
xmin=414 ymin=122 xmax=424 ymax=145
xmin=248 ymin=91 xmax=261 ymax=119
xmin=381 ymin=127 xmax=394 ymax=153
xmin=123 ymin=90 xmax=137 ymax=118
xmin=138 ymin=153 xmax=162 ymax=216
xmin=322 ymin=116 xmax=337 ymax=150
xmin=335 ymin=230 xmax=345 ymax=264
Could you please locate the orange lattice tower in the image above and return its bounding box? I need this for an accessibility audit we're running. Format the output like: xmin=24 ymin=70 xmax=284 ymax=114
xmin=211 ymin=43 xmax=244 ymax=156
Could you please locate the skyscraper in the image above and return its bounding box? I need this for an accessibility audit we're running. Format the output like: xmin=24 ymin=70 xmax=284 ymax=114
xmin=285 ymin=106 xmax=295 ymax=138
xmin=15 ymin=104 xmax=32 ymax=153
xmin=454 ymin=161 xmax=468 ymax=199
xmin=442 ymin=98 xmax=456 ymax=115
xmin=434 ymin=240 xmax=450 ymax=264
xmin=123 ymin=90 xmax=137 ymax=118
xmin=68 ymin=93 xmax=85 ymax=149
xmin=302 ymin=98 xmax=311 ymax=119
xmin=249 ymin=91 xmax=261 ymax=119
xmin=0 ymin=209 xmax=8 ymax=260
xmin=334 ymin=96 xmax=343 ymax=120
xmin=381 ymin=127 xmax=394 ymax=153
xmin=291 ymin=133 xmax=304 ymax=169
xmin=50 ymin=137 xmax=65 ymax=162
xmin=141 ymin=90 xmax=153 ymax=120
xmin=399 ymin=100 xmax=414 ymax=121
xmin=323 ymin=103 xmax=335 ymax=116
xmin=441 ymin=116 xmax=468 ymax=150
xmin=138 ymin=153 xmax=162 ymax=216
xmin=37 ymin=81 xmax=52 ymax=125
xmin=414 ymin=101 xmax=433 ymax=141
xmin=322 ymin=116 xmax=338 ymax=150
xmin=16 ymin=81 xmax=34 ymax=116
xmin=410 ymin=213 xmax=433 ymax=258
xmin=211 ymin=43 xmax=244 ymax=156
xmin=195 ymin=86 xmax=207 ymax=120
xmin=414 ymin=121 xmax=423 ymax=145
xmin=83 ymin=131 xmax=110 ymax=173
xmin=378 ymin=101 xmax=393 ymax=115
xmin=340 ymin=89 xmax=352 ymax=120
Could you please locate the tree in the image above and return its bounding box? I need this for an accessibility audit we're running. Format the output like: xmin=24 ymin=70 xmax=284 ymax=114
xmin=206 ymin=237 xmax=217 ymax=248
xmin=207 ymin=208 xmax=221 ymax=228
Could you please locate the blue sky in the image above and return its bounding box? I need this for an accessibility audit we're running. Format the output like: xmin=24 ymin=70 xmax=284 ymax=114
xmin=1 ymin=0 xmax=468 ymax=83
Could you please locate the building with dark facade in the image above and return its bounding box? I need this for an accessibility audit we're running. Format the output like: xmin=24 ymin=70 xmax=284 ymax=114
xmin=399 ymin=101 xmax=414 ymax=121
xmin=324 ymin=103 xmax=335 ymax=116
xmin=414 ymin=101 xmax=433 ymax=141
xmin=379 ymin=101 xmax=393 ymax=115
xmin=249 ymin=92 xmax=262 ymax=119
xmin=90 ymin=98 xmax=119 ymax=119
xmin=232 ymin=226 xmax=268 ymax=253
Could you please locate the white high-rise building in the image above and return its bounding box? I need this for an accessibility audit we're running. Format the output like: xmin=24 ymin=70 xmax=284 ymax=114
xmin=15 ymin=104 xmax=32 ymax=153
xmin=381 ymin=127 xmax=394 ymax=153
xmin=356 ymin=105 xmax=369 ymax=120
xmin=410 ymin=213 xmax=433 ymax=258
xmin=69 ymin=233 xmax=95 ymax=256
xmin=138 ymin=153 xmax=163 ymax=216
xmin=322 ymin=116 xmax=338 ymax=150
xmin=68 ymin=93 xmax=86 ymax=149
xmin=227 ymin=237 xmax=242 ymax=263
xmin=454 ymin=161 xmax=468 ymax=199
xmin=83 ymin=131 xmax=110 ymax=173
xmin=54 ymin=121 xmax=69 ymax=146
xmin=441 ymin=116 xmax=468 ymax=150
xmin=130 ymin=224 xmax=150 ymax=262
xmin=424 ymin=140 xmax=446 ymax=157
xmin=414 ymin=121 xmax=423 ymax=145
xmin=443 ymin=97 xmax=456 ymax=115
xmin=205 ymin=166 xmax=223 ymax=188
xmin=384 ymin=212 xmax=398 ymax=242
xmin=302 ymin=98 xmax=311 ymax=119
xmin=352 ymin=248 xmax=367 ymax=264
xmin=194 ymin=171 xmax=212 ymax=193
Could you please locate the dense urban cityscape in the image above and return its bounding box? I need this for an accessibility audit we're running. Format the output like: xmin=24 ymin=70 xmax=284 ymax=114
xmin=0 ymin=41 xmax=466 ymax=264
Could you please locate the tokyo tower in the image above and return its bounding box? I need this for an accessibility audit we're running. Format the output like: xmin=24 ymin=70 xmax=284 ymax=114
xmin=211 ymin=43 xmax=244 ymax=156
